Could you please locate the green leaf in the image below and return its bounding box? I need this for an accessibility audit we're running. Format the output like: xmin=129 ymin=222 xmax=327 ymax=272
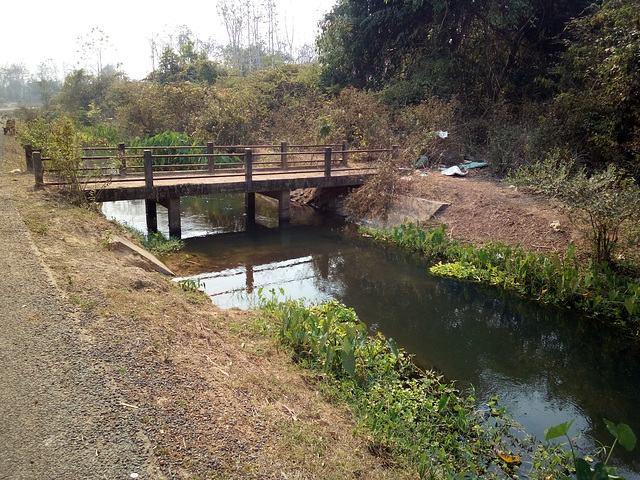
xmin=575 ymin=457 xmax=593 ymax=480
xmin=545 ymin=420 xmax=575 ymax=441
xmin=340 ymin=338 xmax=356 ymax=378
xmin=604 ymin=419 xmax=637 ymax=451
xmin=438 ymin=394 xmax=450 ymax=413
xmin=623 ymin=296 xmax=636 ymax=316
xmin=591 ymin=462 xmax=610 ymax=480
xmin=386 ymin=338 xmax=399 ymax=359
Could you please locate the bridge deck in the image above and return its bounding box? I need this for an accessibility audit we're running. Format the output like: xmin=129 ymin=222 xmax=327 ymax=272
xmin=91 ymin=166 xmax=376 ymax=202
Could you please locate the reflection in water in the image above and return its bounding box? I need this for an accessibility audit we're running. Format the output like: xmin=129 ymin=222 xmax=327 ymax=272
xmin=102 ymin=194 xmax=329 ymax=238
xmin=107 ymin=197 xmax=640 ymax=477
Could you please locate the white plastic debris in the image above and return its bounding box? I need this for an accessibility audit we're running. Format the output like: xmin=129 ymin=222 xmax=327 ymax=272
xmin=437 ymin=131 xmax=449 ymax=139
xmin=441 ymin=166 xmax=468 ymax=176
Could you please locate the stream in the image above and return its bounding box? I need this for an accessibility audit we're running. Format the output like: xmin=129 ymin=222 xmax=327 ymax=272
xmin=103 ymin=194 xmax=640 ymax=477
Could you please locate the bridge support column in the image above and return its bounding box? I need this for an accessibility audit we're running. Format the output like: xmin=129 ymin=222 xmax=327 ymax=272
xmin=245 ymin=192 xmax=256 ymax=224
xmin=166 ymin=197 xmax=181 ymax=239
xmin=276 ymin=190 xmax=291 ymax=224
xmin=145 ymin=199 xmax=158 ymax=234
xmin=260 ymin=190 xmax=291 ymax=227
xmin=157 ymin=197 xmax=181 ymax=238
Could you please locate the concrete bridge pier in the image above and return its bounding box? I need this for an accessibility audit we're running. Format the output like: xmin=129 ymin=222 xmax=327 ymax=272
xmin=145 ymin=200 xmax=158 ymax=234
xmin=245 ymin=192 xmax=256 ymax=225
xmin=262 ymin=190 xmax=291 ymax=225
xmin=145 ymin=197 xmax=182 ymax=238
xmin=159 ymin=197 xmax=181 ymax=239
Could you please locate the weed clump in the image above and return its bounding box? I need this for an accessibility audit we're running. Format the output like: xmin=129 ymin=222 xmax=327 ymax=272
xmin=259 ymin=295 xmax=527 ymax=478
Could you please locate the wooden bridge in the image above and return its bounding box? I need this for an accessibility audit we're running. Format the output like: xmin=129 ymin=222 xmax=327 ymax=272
xmin=29 ymin=142 xmax=395 ymax=238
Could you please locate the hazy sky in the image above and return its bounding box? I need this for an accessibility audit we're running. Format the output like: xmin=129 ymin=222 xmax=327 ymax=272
xmin=2 ymin=0 xmax=337 ymax=79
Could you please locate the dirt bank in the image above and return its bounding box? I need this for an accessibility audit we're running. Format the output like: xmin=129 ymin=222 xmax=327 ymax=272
xmin=402 ymin=168 xmax=581 ymax=253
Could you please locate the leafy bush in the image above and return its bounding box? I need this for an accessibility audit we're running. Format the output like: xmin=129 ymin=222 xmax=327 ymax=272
xmin=318 ymin=88 xmax=392 ymax=151
xmin=506 ymin=148 xmax=583 ymax=197
xmin=112 ymin=81 xmax=208 ymax=138
xmin=136 ymin=231 xmax=184 ymax=256
xmin=563 ymin=166 xmax=640 ymax=265
xmin=344 ymin=159 xmax=398 ymax=220
xmin=509 ymin=153 xmax=640 ymax=265
xmin=79 ymin=123 xmax=121 ymax=146
xmin=541 ymin=418 xmax=636 ymax=480
xmin=19 ymin=117 xmax=92 ymax=205
xmin=259 ymin=296 xmax=527 ymax=478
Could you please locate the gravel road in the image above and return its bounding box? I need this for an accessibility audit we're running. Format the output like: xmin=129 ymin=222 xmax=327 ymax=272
xmin=0 ymin=134 xmax=162 ymax=479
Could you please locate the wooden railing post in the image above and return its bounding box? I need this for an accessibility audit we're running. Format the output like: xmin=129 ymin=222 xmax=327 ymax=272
xmin=281 ymin=142 xmax=288 ymax=170
xmin=25 ymin=144 xmax=33 ymax=172
xmin=341 ymin=140 xmax=348 ymax=167
xmin=118 ymin=142 xmax=126 ymax=176
xmin=144 ymin=149 xmax=154 ymax=198
xmin=207 ymin=142 xmax=215 ymax=173
xmin=245 ymin=148 xmax=253 ymax=190
xmin=392 ymin=145 xmax=399 ymax=160
xmin=33 ymin=151 xmax=43 ymax=188
xmin=324 ymin=147 xmax=332 ymax=178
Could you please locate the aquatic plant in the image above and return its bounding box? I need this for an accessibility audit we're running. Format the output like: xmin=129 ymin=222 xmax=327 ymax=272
xmin=258 ymin=293 xmax=536 ymax=478
xmin=539 ymin=419 xmax=636 ymax=479
xmin=364 ymin=222 xmax=640 ymax=335
xmin=130 ymin=230 xmax=184 ymax=256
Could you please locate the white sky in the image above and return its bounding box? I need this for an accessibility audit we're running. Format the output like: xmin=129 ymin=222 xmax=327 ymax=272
xmin=2 ymin=0 xmax=337 ymax=79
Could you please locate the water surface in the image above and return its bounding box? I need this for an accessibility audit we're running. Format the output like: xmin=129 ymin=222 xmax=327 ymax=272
xmin=104 ymin=196 xmax=640 ymax=477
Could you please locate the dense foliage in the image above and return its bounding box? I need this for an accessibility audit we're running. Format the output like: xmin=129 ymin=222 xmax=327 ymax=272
xmin=548 ymin=0 xmax=640 ymax=174
xmin=317 ymin=0 xmax=592 ymax=105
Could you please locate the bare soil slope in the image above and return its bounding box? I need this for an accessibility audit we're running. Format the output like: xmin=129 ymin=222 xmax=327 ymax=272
xmin=402 ymin=169 xmax=581 ymax=253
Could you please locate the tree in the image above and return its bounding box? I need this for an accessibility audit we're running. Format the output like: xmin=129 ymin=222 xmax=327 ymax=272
xmin=53 ymin=69 xmax=122 ymax=124
xmin=217 ymin=0 xmax=300 ymax=71
xmin=548 ymin=0 xmax=640 ymax=174
xmin=112 ymin=81 xmax=209 ymax=137
xmin=151 ymin=43 xmax=225 ymax=85
xmin=36 ymin=60 xmax=61 ymax=108
xmin=76 ymin=27 xmax=114 ymax=75
xmin=0 ymin=63 xmax=31 ymax=104
xmin=317 ymin=0 xmax=592 ymax=105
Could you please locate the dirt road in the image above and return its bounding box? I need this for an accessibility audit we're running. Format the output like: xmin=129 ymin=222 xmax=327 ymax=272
xmin=0 ymin=134 xmax=164 ymax=479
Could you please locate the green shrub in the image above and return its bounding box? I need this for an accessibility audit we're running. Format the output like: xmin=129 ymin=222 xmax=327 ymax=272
xmin=259 ymin=295 xmax=528 ymax=478
xmin=508 ymin=152 xmax=640 ymax=265
xmin=132 ymin=230 xmax=184 ymax=256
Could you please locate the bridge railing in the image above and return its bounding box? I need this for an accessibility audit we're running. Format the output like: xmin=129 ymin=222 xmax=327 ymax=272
xmin=30 ymin=142 xmax=399 ymax=188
